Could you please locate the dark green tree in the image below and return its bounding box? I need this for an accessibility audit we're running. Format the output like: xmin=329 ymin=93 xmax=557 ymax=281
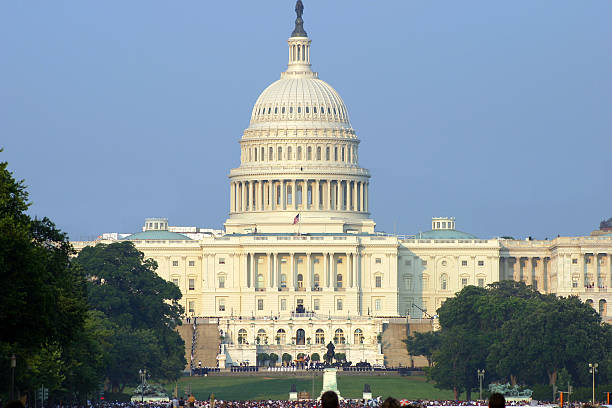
xmin=75 ymin=241 xmax=186 ymax=391
xmin=269 ymin=353 xmax=279 ymax=366
xmin=404 ymin=331 xmax=441 ymax=367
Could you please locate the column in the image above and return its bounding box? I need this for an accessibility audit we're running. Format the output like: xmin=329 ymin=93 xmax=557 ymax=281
xmin=269 ymin=253 xmax=274 ymax=289
xmin=292 ymin=180 xmax=297 ymax=210
xmin=239 ymin=182 xmax=244 ymax=212
xmin=364 ymin=182 xmax=369 ymax=212
xmin=352 ymin=181 xmax=357 ymax=211
xmin=269 ymin=180 xmax=274 ymax=210
xmin=281 ymin=180 xmax=286 ymax=210
xmin=290 ymin=253 xmax=295 ymax=290
xmin=259 ymin=180 xmax=264 ymax=211
xmin=248 ymin=182 xmax=254 ymax=211
xmin=306 ymin=253 xmax=311 ymax=289
xmin=512 ymin=257 xmax=519 ymax=281
xmin=325 ymin=253 xmax=330 ymax=288
xmin=580 ymin=253 xmax=586 ymax=288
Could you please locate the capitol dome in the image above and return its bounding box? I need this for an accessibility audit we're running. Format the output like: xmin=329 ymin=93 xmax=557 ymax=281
xmin=249 ymin=78 xmax=351 ymax=130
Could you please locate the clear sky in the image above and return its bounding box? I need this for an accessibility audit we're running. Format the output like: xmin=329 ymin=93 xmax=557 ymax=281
xmin=1 ymin=1 xmax=611 ymax=241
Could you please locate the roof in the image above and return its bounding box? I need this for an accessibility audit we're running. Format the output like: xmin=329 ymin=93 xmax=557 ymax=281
xmin=122 ymin=230 xmax=192 ymax=241
xmin=417 ymin=229 xmax=478 ymax=240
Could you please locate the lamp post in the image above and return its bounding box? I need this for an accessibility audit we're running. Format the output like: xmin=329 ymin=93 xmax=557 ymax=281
xmin=139 ymin=368 xmax=147 ymax=403
xmin=477 ymin=369 xmax=485 ymax=401
xmin=589 ymin=363 xmax=598 ymax=404
xmin=10 ymin=354 xmax=16 ymax=401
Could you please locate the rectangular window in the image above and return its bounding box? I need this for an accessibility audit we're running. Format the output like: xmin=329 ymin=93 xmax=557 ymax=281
xmin=404 ymin=260 xmax=411 ymax=266
xmin=314 ymin=299 xmax=320 ymax=311
xmin=219 ymin=258 xmax=225 ymax=264
xmin=188 ymin=260 xmax=195 ymax=267
xmin=257 ymin=299 xmax=264 ymax=311
xmin=478 ymin=278 xmax=485 ymax=288
xmin=280 ymin=298 xmax=287 ymax=311
xmin=461 ymin=278 xmax=468 ymax=288
xmin=218 ymin=299 xmax=225 ymax=312
xmin=422 ymin=260 xmax=427 ymax=266
xmin=337 ymin=299 xmax=343 ymax=311
xmin=572 ymin=279 xmax=578 ymax=288
xmin=404 ymin=277 xmax=411 ymax=290
xmin=461 ymin=260 xmax=468 ymax=267
xmin=218 ymin=275 xmax=225 ymax=288
xmin=172 ymin=278 xmax=179 ymax=286
xmin=188 ymin=278 xmax=195 ymax=291
xmin=375 ymin=258 xmax=382 ymax=264
xmin=375 ymin=299 xmax=381 ymax=311
xmin=172 ymin=260 xmax=179 ymax=267
xmin=478 ymin=260 xmax=484 ymax=266
xmin=572 ymin=258 xmax=578 ymax=264
xmin=375 ymin=276 xmax=382 ymax=288
xmin=188 ymin=301 xmax=195 ymax=314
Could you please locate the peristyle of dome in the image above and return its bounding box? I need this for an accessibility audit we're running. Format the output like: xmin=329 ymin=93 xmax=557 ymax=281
xmin=123 ymin=230 xmax=191 ymax=241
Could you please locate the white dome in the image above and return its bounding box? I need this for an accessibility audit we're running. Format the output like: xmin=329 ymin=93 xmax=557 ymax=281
xmin=248 ymin=77 xmax=351 ymax=130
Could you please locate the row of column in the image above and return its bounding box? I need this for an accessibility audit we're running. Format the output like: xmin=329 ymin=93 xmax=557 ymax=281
xmin=244 ymin=252 xmax=360 ymax=291
xmin=230 ymin=179 xmax=369 ymax=214
xmin=505 ymin=256 xmax=549 ymax=291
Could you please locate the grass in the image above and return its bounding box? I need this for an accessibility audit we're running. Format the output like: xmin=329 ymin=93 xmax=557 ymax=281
xmin=168 ymin=375 xmax=464 ymax=401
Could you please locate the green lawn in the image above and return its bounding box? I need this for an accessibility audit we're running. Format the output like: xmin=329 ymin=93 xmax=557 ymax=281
xmin=169 ymin=375 xmax=463 ymax=401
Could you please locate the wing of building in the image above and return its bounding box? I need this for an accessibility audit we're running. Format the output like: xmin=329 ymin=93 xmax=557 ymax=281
xmin=72 ymin=2 xmax=612 ymax=371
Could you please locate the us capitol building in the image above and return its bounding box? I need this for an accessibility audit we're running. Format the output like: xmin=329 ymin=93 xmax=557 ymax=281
xmin=73 ymin=1 xmax=612 ymax=369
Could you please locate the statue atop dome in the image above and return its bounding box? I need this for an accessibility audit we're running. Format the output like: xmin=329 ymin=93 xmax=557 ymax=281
xmin=292 ymin=0 xmax=308 ymax=37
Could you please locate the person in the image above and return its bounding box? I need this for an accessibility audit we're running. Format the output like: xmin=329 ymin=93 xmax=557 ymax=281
xmin=489 ymin=393 xmax=505 ymax=408
xmin=321 ymin=391 xmax=339 ymax=408
xmin=382 ymin=397 xmax=401 ymax=408
xmin=187 ymin=394 xmax=196 ymax=408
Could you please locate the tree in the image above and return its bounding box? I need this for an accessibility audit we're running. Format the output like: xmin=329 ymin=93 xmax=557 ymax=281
xmin=334 ymin=353 xmax=346 ymax=362
xmin=269 ymin=353 xmax=279 ymax=367
xmin=311 ymin=353 xmax=320 ymax=362
xmin=404 ymin=331 xmax=440 ymax=367
xmin=75 ymin=241 xmax=186 ymax=391
xmin=282 ymin=353 xmax=292 ymax=365
xmin=257 ymin=353 xmax=270 ymax=367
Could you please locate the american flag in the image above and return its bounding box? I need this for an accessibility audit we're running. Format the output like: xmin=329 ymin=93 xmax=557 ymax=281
xmin=293 ymin=214 xmax=300 ymax=224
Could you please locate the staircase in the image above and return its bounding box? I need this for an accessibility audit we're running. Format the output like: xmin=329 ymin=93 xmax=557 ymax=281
xmin=176 ymin=319 xmax=221 ymax=371
xmin=381 ymin=322 xmax=413 ymax=367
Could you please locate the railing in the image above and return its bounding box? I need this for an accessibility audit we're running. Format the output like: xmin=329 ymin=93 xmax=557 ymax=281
xmin=255 ymin=288 xmax=266 ymax=292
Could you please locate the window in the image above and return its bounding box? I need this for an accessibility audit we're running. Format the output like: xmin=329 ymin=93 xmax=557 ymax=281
xmin=219 ymin=258 xmax=225 ymax=264
xmin=422 ymin=260 xmax=428 ymax=266
xmin=441 ymin=274 xmax=448 ymax=290
xmin=280 ymin=274 xmax=287 ymax=288
xmin=375 ymin=299 xmax=382 ymax=311
xmin=404 ymin=277 xmax=411 ymax=290
xmin=307 ymin=146 xmax=312 ymax=160
xmin=341 ymin=147 xmax=345 ymax=162
xmin=326 ymin=147 xmax=330 ymax=160
xmin=315 ymin=329 xmax=325 ymax=344
xmin=256 ymin=274 xmax=264 ymax=289
xmin=572 ymin=279 xmax=578 ymax=288
xmin=461 ymin=260 xmax=468 ymax=267
xmin=336 ymin=274 xmax=343 ymax=288
xmin=269 ymin=147 xmax=273 ymax=160
xmin=478 ymin=260 xmax=484 ymax=267
xmin=297 ymin=146 xmax=302 ymax=160
xmin=238 ymin=329 xmax=248 ymax=344
xmin=314 ymin=298 xmax=320 ymax=311
xmin=188 ymin=301 xmax=195 ymax=314
xmin=375 ymin=258 xmax=382 ymax=264
xmin=172 ymin=260 xmax=179 ymax=267
xmin=288 ymin=146 xmax=292 ymax=159
xmin=334 ymin=329 xmax=345 ymax=344
xmin=404 ymin=260 xmax=411 ymax=266
xmin=334 ymin=147 xmax=338 ymax=161
xmin=572 ymin=258 xmax=578 ymax=264
xmin=257 ymin=299 xmax=264 ymax=311
xmin=257 ymin=329 xmax=267 ymax=344
xmin=188 ymin=279 xmax=195 ymax=290
xmin=478 ymin=278 xmax=485 ymax=287
xmin=188 ymin=260 xmax=195 ymax=267
xmin=280 ymin=298 xmax=287 ymax=311
xmin=461 ymin=278 xmax=468 ymax=288
xmin=218 ymin=298 xmax=226 ymax=312
xmin=375 ymin=275 xmax=382 ymax=288
xmin=316 ymin=147 xmax=321 ymax=160
xmin=172 ymin=278 xmax=179 ymax=286
xmin=276 ymin=329 xmax=286 ymax=344
xmin=278 ymin=146 xmax=282 ymax=160
xmin=313 ymin=274 xmax=320 ymax=288
xmin=297 ymin=274 xmax=304 ymax=289
xmin=337 ymin=298 xmax=343 ymax=311
xmin=354 ymin=329 xmax=364 ymax=344
xmin=218 ymin=275 xmax=225 ymax=288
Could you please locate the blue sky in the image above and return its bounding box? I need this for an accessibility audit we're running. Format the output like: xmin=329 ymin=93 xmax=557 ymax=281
xmin=1 ymin=1 xmax=611 ymax=240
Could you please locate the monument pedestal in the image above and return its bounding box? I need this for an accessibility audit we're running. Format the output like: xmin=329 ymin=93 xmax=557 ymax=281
xmin=319 ymin=368 xmax=342 ymax=400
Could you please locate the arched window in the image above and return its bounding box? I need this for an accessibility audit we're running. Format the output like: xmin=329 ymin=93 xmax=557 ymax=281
xmin=298 ymin=106 xmax=301 ymax=113
xmin=440 ymin=274 xmax=448 ymax=290
xmin=334 ymin=329 xmax=345 ymax=344
xmin=306 ymin=106 xmax=309 ymax=113
xmin=316 ymin=147 xmax=321 ymax=160
xmin=254 ymin=148 xmax=258 ymax=161
xmin=257 ymin=329 xmax=268 ymax=345
xmin=261 ymin=147 xmax=265 ymax=161
xmin=297 ymin=273 xmax=304 ymax=289
xmin=337 ymin=274 xmax=343 ymax=288
xmin=307 ymin=146 xmax=312 ymax=160
xmin=296 ymin=329 xmax=306 ymax=345
xmin=297 ymin=45 xmax=301 ymax=60
xmin=278 ymin=146 xmax=282 ymax=160
xmin=321 ymin=106 xmax=324 ymax=114
xmin=315 ymin=329 xmax=325 ymax=344
xmin=218 ymin=274 xmax=226 ymax=288
xmin=256 ymin=274 xmax=264 ymax=289
xmin=297 ymin=146 xmax=302 ymax=160
xmin=334 ymin=147 xmax=338 ymax=161
xmin=326 ymin=147 xmax=330 ymax=161
xmin=274 ymin=107 xmax=278 ymax=114
xmin=314 ymin=106 xmax=317 ymax=114
xmin=287 ymin=146 xmax=292 ymax=160
xmin=290 ymin=106 xmax=293 ymax=114
xmin=276 ymin=329 xmax=286 ymax=345
xmin=269 ymin=147 xmax=273 ymax=161
xmin=341 ymin=147 xmax=345 ymax=162
xmin=599 ymin=299 xmax=607 ymax=316
xmin=238 ymin=329 xmax=248 ymax=344
xmin=354 ymin=329 xmax=364 ymax=344
xmin=282 ymin=107 xmax=286 ymax=114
